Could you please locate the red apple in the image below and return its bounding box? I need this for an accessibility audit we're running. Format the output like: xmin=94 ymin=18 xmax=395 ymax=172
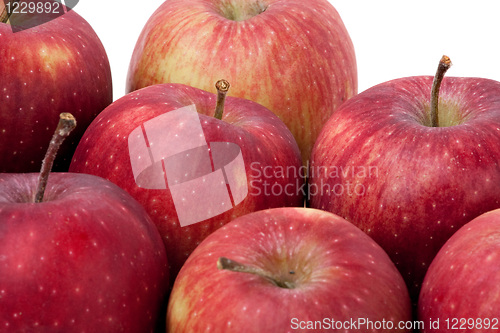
xmin=0 ymin=114 xmax=168 ymax=332
xmin=0 ymin=1 xmax=112 ymax=172
xmin=69 ymin=81 xmax=304 ymax=282
xmin=308 ymin=56 xmax=500 ymax=300
xmin=418 ymin=209 xmax=500 ymax=333
xmin=126 ymin=0 xmax=357 ymax=163
xmin=167 ymin=207 xmax=412 ymax=332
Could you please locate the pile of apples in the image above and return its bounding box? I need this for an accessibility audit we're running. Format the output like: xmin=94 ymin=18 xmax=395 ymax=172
xmin=2 ymin=0 xmax=500 ymax=332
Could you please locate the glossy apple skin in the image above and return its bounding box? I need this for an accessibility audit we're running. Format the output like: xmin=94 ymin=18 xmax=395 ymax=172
xmin=309 ymin=76 xmax=500 ymax=300
xmin=418 ymin=209 xmax=500 ymax=333
xmin=0 ymin=173 xmax=168 ymax=332
xmin=69 ymin=83 xmax=304 ymax=282
xmin=0 ymin=7 xmax=112 ymax=172
xmin=126 ymin=0 xmax=357 ymax=163
xmin=167 ymin=207 xmax=411 ymax=332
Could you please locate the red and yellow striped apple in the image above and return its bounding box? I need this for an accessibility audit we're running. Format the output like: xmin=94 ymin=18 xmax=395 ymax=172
xmin=0 ymin=114 xmax=168 ymax=332
xmin=309 ymin=56 xmax=500 ymax=300
xmin=167 ymin=207 xmax=412 ymax=332
xmin=69 ymin=82 xmax=304 ymax=282
xmin=419 ymin=209 xmax=500 ymax=333
xmin=126 ymin=0 xmax=357 ymax=163
xmin=0 ymin=2 xmax=112 ymax=172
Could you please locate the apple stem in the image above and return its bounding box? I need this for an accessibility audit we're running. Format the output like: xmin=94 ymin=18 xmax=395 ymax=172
xmin=430 ymin=55 xmax=452 ymax=127
xmin=34 ymin=113 xmax=77 ymax=203
xmin=214 ymin=79 xmax=230 ymax=120
xmin=1 ymin=0 xmax=18 ymax=24
xmin=217 ymin=257 xmax=295 ymax=289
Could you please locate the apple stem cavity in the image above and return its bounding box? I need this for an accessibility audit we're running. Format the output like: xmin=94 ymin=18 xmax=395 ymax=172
xmin=430 ymin=55 xmax=452 ymax=127
xmin=214 ymin=79 xmax=230 ymax=120
xmin=217 ymin=257 xmax=295 ymax=289
xmin=34 ymin=113 xmax=77 ymax=203
xmin=0 ymin=0 xmax=18 ymax=23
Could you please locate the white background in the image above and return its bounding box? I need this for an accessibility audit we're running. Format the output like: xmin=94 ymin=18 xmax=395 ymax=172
xmin=75 ymin=0 xmax=500 ymax=102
